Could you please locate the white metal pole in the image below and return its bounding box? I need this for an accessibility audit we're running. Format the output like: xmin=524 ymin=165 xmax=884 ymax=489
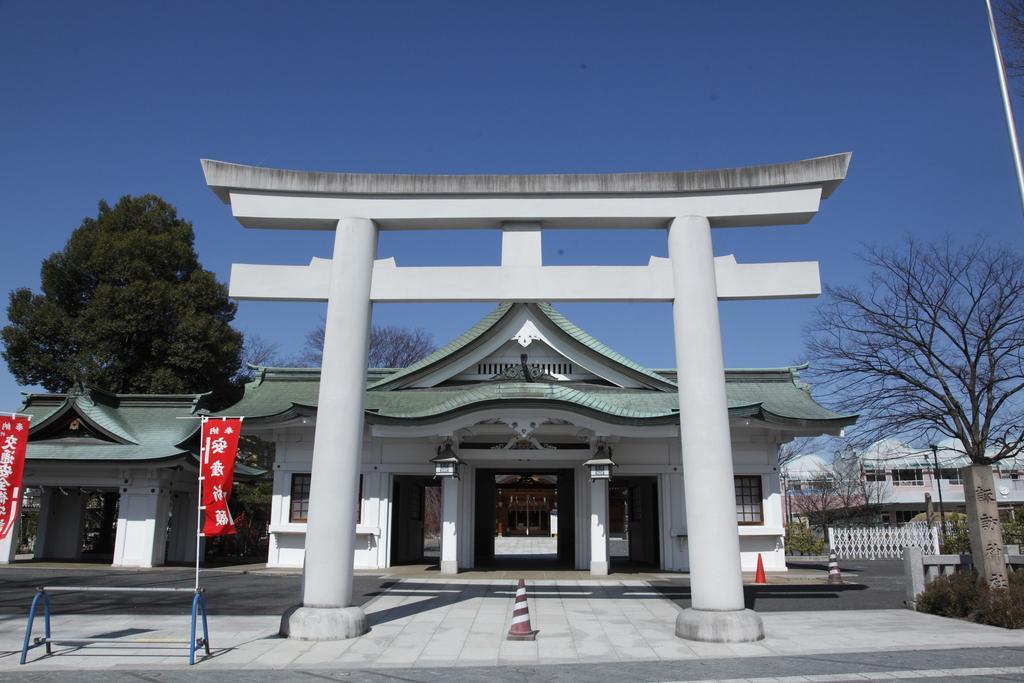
xmin=195 ymin=418 xmax=207 ymax=592
xmin=986 ymin=0 xmax=1024 ymax=214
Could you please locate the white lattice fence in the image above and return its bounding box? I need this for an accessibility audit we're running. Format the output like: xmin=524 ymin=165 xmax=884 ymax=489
xmin=828 ymin=523 xmax=940 ymax=560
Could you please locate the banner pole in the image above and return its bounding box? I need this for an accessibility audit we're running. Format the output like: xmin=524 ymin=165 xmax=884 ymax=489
xmin=195 ymin=417 xmax=206 ymax=592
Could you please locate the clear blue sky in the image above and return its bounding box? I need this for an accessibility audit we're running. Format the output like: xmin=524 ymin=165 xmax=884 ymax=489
xmin=2 ymin=1 xmax=1023 ymax=408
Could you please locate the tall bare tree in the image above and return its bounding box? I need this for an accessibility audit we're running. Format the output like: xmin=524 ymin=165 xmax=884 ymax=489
xmin=299 ymin=320 xmax=435 ymax=369
xmin=778 ymin=436 xmax=836 ymax=468
xmin=235 ymin=334 xmax=282 ymax=383
xmin=807 ymin=239 xmax=1024 ymax=465
xmin=787 ymin=449 xmax=885 ymax=535
xmin=807 ymin=238 xmax=1024 ymax=579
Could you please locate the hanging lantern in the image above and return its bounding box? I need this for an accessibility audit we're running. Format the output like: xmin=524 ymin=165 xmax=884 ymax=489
xmin=431 ymin=438 xmax=462 ymax=479
xmin=583 ymin=441 xmax=615 ymax=481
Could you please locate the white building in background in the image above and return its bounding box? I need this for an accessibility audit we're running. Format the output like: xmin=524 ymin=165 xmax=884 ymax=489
xmin=783 ymin=443 xmax=1024 ymax=525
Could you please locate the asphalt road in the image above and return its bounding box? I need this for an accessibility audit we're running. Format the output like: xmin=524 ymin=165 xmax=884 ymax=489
xmin=651 ymin=558 xmax=909 ymax=612
xmin=0 ymin=559 xmax=909 ymax=617
xmin=0 ymin=646 xmax=1022 ymax=681
xmin=0 ymin=566 xmax=390 ymax=616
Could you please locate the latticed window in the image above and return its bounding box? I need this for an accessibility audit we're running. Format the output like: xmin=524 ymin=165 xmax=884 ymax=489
xmin=289 ymin=473 xmax=362 ymax=523
xmin=290 ymin=473 xmax=311 ymax=522
xmin=734 ymin=475 xmax=763 ymax=525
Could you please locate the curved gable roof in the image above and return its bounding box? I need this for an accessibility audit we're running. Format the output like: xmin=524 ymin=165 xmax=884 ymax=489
xmin=369 ymin=303 xmax=676 ymax=392
xmin=225 ymin=300 xmax=855 ymax=432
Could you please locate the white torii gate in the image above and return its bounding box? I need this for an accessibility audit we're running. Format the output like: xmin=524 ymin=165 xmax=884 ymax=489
xmin=202 ymin=153 xmax=850 ymax=643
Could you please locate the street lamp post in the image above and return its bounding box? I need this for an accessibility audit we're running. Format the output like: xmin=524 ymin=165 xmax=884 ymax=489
xmin=930 ymin=444 xmax=947 ymax=542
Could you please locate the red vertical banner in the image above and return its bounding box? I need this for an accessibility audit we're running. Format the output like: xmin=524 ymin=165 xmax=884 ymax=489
xmin=0 ymin=416 xmax=30 ymax=541
xmin=201 ymin=417 xmax=242 ymax=537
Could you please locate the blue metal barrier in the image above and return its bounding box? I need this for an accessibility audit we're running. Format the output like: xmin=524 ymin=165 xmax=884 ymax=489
xmin=20 ymin=585 xmax=210 ymax=665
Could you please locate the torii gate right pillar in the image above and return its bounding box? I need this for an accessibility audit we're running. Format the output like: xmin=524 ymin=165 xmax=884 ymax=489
xmin=669 ymin=215 xmax=764 ymax=642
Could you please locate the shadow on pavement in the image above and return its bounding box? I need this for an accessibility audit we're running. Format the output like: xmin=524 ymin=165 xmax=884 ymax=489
xmin=366 ymin=581 xmax=663 ymax=626
xmin=0 ymin=565 xmax=391 ymax=616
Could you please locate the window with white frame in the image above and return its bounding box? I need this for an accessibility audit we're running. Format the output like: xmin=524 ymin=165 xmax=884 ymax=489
xmin=289 ymin=474 xmax=363 ymax=523
xmin=938 ymin=468 xmax=962 ymax=485
xmin=892 ymin=469 xmax=924 ymax=486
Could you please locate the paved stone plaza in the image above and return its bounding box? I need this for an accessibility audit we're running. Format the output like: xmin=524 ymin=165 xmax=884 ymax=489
xmin=4 ymin=577 xmax=1023 ymax=675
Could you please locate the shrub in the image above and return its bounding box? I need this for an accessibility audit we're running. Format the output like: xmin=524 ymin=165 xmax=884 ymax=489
xmin=916 ymin=572 xmax=986 ymax=618
xmin=917 ymin=570 xmax=1024 ymax=628
xmin=974 ymin=572 xmax=1024 ymax=629
xmin=940 ymin=519 xmax=971 ymax=554
xmin=940 ymin=518 xmax=1024 ymax=554
xmin=784 ymin=522 xmax=825 ymax=555
xmin=1002 ymin=518 xmax=1024 ymax=548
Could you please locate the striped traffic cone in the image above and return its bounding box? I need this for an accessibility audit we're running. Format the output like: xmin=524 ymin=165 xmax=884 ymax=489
xmin=828 ymin=549 xmax=843 ymax=585
xmin=754 ymin=553 xmax=767 ymax=584
xmin=506 ymin=578 xmax=537 ymax=641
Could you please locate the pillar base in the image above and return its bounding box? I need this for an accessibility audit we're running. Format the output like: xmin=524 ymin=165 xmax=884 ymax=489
xmin=675 ymin=608 xmax=764 ymax=643
xmin=280 ymin=605 xmax=369 ymax=640
xmin=440 ymin=560 xmax=458 ymax=575
xmin=590 ymin=561 xmax=609 ymax=576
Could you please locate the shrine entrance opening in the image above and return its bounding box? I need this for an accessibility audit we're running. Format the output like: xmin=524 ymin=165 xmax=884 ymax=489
xmin=390 ymin=476 xmax=441 ymax=565
xmin=609 ymin=476 xmax=660 ymax=569
xmin=474 ymin=469 xmax=574 ymax=567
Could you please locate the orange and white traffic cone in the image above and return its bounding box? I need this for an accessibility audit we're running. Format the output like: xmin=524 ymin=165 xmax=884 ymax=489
xmin=506 ymin=578 xmax=537 ymax=641
xmin=828 ymin=549 xmax=844 ymax=585
xmin=754 ymin=553 xmax=768 ymax=584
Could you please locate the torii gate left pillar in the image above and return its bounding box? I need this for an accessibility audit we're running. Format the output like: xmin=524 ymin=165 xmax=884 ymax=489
xmin=202 ymin=153 xmax=851 ymax=643
xmin=279 ymin=217 xmax=376 ymax=639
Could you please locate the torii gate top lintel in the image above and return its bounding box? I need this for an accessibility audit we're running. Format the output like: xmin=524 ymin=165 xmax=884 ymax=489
xmin=200 ymin=153 xmax=850 ymax=231
xmin=202 ymin=153 xmax=849 ymax=202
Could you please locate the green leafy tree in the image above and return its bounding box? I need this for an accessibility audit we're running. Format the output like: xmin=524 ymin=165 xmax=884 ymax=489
xmin=2 ymin=195 xmax=243 ymax=395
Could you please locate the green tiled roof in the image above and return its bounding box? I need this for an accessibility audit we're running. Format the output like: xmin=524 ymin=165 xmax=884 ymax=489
xmin=19 ymin=389 xmax=264 ymax=475
xmin=227 ymin=366 xmax=854 ymax=429
xmin=226 ymin=303 xmax=852 ymax=429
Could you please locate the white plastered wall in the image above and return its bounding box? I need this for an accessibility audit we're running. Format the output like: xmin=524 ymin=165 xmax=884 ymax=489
xmin=263 ymin=420 xmax=788 ymax=573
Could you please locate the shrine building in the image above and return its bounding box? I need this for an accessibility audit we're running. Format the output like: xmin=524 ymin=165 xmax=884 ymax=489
xmin=232 ymin=302 xmax=854 ymax=575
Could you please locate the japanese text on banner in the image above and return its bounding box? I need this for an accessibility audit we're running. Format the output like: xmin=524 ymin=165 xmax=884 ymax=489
xmin=0 ymin=417 xmax=29 ymax=541
xmin=201 ymin=417 xmax=242 ymax=536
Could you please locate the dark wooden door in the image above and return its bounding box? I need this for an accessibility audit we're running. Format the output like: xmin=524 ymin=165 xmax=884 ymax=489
xmin=474 ymin=468 xmax=496 ymax=565
xmin=627 ymin=477 xmax=660 ymax=566
xmin=556 ymin=468 xmax=575 ymax=566
xmin=391 ymin=476 xmax=426 ymax=564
